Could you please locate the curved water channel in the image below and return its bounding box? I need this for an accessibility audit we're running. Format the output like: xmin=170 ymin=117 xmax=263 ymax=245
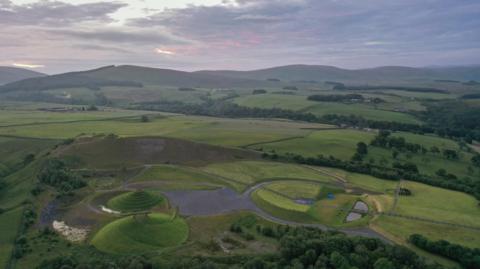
xmin=41 ymin=180 xmax=388 ymax=243
xmin=160 ymin=182 xmax=387 ymax=242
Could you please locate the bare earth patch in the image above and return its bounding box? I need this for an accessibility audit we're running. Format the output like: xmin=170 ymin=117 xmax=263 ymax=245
xmin=52 ymin=220 xmax=89 ymax=242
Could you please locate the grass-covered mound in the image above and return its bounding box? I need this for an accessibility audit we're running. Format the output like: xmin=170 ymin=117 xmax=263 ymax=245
xmin=91 ymin=213 xmax=188 ymax=254
xmin=252 ymin=182 xmax=365 ymax=226
xmin=106 ymin=191 xmax=163 ymax=212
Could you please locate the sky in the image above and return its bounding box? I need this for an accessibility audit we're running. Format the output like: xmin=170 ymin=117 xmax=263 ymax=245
xmin=1 ymin=0 xmax=479 ymax=74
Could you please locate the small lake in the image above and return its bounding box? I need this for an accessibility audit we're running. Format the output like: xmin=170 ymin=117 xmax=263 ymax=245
xmin=162 ymin=187 xmax=258 ymax=216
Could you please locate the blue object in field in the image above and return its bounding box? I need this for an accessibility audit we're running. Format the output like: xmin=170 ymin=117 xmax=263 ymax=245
xmin=327 ymin=193 xmax=335 ymax=200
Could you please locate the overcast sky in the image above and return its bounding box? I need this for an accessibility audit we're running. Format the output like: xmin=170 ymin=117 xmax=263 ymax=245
xmin=1 ymin=0 xmax=479 ymax=74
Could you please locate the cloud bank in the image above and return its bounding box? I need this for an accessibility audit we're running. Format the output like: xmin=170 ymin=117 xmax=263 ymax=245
xmin=1 ymin=0 xmax=479 ymax=73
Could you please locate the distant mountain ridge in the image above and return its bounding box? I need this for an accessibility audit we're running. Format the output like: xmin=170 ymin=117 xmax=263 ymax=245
xmin=1 ymin=64 xmax=480 ymax=94
xmin=196 ymin=65 xmax=480 ymax=83
xmin=0 ymin=65 xmax=272 ymax=93
xmin=0 ymin=66 xmax=45 ymax=85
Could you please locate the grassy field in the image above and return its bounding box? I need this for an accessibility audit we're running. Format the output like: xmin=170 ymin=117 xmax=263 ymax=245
xmin=91 ymin=213 xmax=188 ymax=254
xmin=0 ymin=136 xmax=59 ymax=173
xmin=366 ymin=147 xmax=476 ymax=179
xmin=203 ymin=161 xmax=336 ymax=191
xmin=256 ymin=188 xmax=310 ymax=212
xmin=0 ymin=106 xmax=151 ymax=126
xmin=309 ymin=194 xmax=360 ymax=226
xmin=250 ymin=129 xmax=375 ymax=160
xmin=250 ymin=128 xmax=478 ymax=179
xmin=395 ymin=181 xmax=480 ymax=227
xmin=232 ymin=93 xmax=420 ymax=124
xmin=233 ymin=94 xmax=316 ymax=110
xmin=0 ymin=108 xmax=333 ymax=148
xmin=266 ymin=181 xmax=322 ymax=199
xmin=373 ymin=215 xmax=480 ymax=248
xmin=346 ymin=173 xmax=398 ymax=194
xmin=0 ymin=208 xmax=23 ymax=269
xmin=251 ymin=189 xmax=316 ymax=223
xmin=107 ymin=191 xmax=164 ymax=212
xmin=304 ymin=102 xmax=420 ymax=124
xmin=0 ymin=163 xmax=40 ymax=209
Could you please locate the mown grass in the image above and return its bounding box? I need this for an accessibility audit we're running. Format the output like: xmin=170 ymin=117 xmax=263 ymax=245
xmin=345 ymin=173 xmax=398 ymax=194
xmin=0 ymin=106 xmax=150 ymax=126
xmin=0 ymin=208 xmax=23 ymax=269
xmin=203 ymin=161 xmax=336 ymax=191
xmin=266 ymin=181 xmax=322 ymax=199
xmin=251 ymin=129 xmax=375 ymax=160
xmin=233 ymin=93 xmax=420 ymax=124
xmin=395 ymin=181 xmax=480 ymax=227
xmin=309 ymin=194 xmax=360 ymax=226
xmin=107 ymin=191 xmax=163 ymax=212
xmin=373 ymin=215 xmax=480 ymax=248
xmin=0 ymin=108 xmax=331 ymax=148
xmin=255 ymin=188 xmax=310 ymax=212
xmin=91 ymin=213 xmax=188 ymax=254
xmin=251 ymin=189 xmax=316 ymax=223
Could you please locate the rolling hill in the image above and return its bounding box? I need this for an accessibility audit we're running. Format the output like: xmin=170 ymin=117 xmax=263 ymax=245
xmin=197 ymin=65 xmax=480 ymax=83
xmin=0 ymin=65 xmax=272 ymax=93
xmin=0 ymin=66 xmax=45 ymax=85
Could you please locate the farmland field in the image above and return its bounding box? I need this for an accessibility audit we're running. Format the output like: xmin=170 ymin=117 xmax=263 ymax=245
xmin=1 ymin=68 xmax=479 ymax=269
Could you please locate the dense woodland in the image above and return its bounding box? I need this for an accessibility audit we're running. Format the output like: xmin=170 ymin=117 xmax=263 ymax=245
xmin=409 ymin=234 xmax=480 ymax=269
xmin=36 ymin=227 xmax=445 ymax=269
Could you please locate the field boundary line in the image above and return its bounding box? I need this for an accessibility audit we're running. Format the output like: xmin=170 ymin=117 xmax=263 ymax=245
xmin=240 ymin=136 xmax=305 ymax=148
xmin=0 ymin=114 xmax=152 ymax=128
xmin=380 ymin=212 xmax=480 ymax=231
xmin=303 ymin=165 xmax=347 ymax=184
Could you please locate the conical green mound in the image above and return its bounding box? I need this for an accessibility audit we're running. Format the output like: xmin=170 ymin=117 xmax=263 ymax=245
xmin=106 ymin=190 xmax=163 ymax=212
xmin=91 ymin=213 xmax=188 ymax=254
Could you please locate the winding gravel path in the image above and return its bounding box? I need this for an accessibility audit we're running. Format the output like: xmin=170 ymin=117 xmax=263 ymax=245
xmin=162 ymin=182 xmax=390 ymax=243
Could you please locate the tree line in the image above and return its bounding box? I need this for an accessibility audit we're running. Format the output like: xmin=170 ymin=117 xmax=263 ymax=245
xmin=36 ymin=226 xmax=446 ymax=269
xmin=134 ymin=99 xmax=480 ymax=143
xmin=261 ymin=152 xmax=480 ymax=200
xmin=409 ymin=234 xmax=480 ymax=269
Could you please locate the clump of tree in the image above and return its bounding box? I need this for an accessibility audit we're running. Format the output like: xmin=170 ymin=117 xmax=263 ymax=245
xmin=399 ymin=188 xmax=412 ymax=196
xmin=472 ymin=154 xmax=480 ymax=167
xmin=141 ymin=115 xmax=150 ymax=122
xmin=37 ymin=159 xmax=86 ymax=196
xmin=178 ymin=87 xmax=196 ymax=91
xmin=283 ymin=86 xmax=298 ymax=91
xmin=442 ymin=149 xmax=459 ymax=160
xmin=352 ymin=142 xmax=368 ymax=162
xmin=36 ymin=255 xmax=153 ymax=269
xmin=409 ymin=234 xmax=480 ymax=269
xmin=308 ymin=93 xmax=364 ymax=103
xmin=337 ymin=85 xmax=448 ymax=94
xmin=370 ymin=130 xmax=426 ymax=154
xmin=419 ymin=100 xmax=480 ymax=142
xmin=252 ymin=89 xmax=267 ymax=95
xmin=460 ymin=93 xmax=480 ymax=99
xmin=86 ymin=104 xmax=98 ymax=111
